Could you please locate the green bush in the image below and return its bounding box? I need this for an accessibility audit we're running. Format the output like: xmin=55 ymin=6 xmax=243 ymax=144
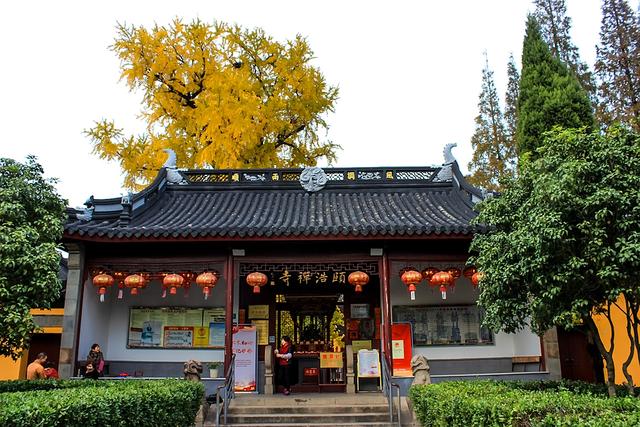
xmin=409 ymin=381 xmax=640 ymax=427
xmin=0 ymin=379 xmax=204 ymax=427
xmin=0 ymin=379 xmax=96 ymax=394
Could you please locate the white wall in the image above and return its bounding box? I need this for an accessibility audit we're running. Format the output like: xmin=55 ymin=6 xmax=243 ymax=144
xmin=79 ymin=277 xmax=228 ymax=363
xmin=389 ymin=263 xmax=541 ymax=360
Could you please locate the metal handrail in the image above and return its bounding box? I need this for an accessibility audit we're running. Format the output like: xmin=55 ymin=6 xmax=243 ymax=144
xmin=381 ymin=352 xmax=401 ymax=427
xmin=215 ymin=354 xmax=236 ymax=427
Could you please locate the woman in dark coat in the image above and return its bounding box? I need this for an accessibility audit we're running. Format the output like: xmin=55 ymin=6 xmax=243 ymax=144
xmin=86 ymin=343 xmax=105 ymax=376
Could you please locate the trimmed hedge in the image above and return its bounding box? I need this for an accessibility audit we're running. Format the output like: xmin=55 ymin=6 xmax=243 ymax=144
xmin=0 ymin=379 xmax=204 ymax=427
xmin=409 ymin=380 xmax=640 ymax=427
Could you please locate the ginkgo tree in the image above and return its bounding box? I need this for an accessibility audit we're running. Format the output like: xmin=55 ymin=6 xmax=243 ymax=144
xmin=86 ymin=19 xmax=339 ymax=189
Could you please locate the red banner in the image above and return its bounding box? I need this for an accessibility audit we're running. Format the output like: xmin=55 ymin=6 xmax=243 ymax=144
xmin=391 ymin=323 xmax=413 ymax=377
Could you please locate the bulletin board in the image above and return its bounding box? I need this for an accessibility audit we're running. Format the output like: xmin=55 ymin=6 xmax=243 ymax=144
xmin=128 ymin=307 xmax=225 ymax=349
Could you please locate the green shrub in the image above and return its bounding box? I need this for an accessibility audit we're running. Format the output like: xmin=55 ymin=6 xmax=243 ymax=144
xmin=0 ymin=379 xmax=96 ymax=394
xmin=0 ymin=379 xmax=204 ymax=427
xmin=409 ymin=380 xmax=640 ymax=427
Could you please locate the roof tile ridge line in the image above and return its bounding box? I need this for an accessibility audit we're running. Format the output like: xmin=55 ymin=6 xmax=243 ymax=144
xmin=389 ymin=192 xmax=423 ymax=228
xmin=244 ymin=190 xmax=271 ymax=235
xmin=364 ymin=191 xmax=391 ymax=229
xmin=273 ymin=192 xmax=293 ymax=233
xmin=425 ymin=190 xmax=465 ymax=226
xmin=367 ymin=191 xmax=399 ymax=233
xmin=291 ymin=193 xmax=309 ymax=236
xmin=126 ymin=184 xmax=174 ymax=230
xmin=260 ymin=192 xmax=284 ymax=235
xmin=203 ymin=191 xmax=235 ymax=231
xmin=334 ymin=192 xmax=352 ymax=233
xmin=216 ymin=191 xmax=249 ymax=231
xmin=357 ymin=191 xmax=383 ymax=230
xmin=418 ymin=190 xmax=459 ymax=226
xmin=446 ymin=186 xmax=479 ymax=218
xmin=161 ymin=192 xmax=206 ymax=230
xmin=396 ymin=190 xmax=431 ymax=229
xmin=322 ymin=192 xmax=336 ymax=232
xmin=450 ymin=161 xmax=484 ymax=202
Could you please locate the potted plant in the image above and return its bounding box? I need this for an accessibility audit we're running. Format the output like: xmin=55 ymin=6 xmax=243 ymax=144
xmin=208 ymin=361 xmax=223 ymax=378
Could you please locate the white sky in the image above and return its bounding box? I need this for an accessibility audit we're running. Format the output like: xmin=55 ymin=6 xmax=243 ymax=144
xmin=0 ymin=0 xmax=633 ymax=206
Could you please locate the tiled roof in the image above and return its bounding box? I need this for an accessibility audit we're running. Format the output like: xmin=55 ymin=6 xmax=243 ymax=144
xmin=64 ymin=164 xmax=484 ymax=241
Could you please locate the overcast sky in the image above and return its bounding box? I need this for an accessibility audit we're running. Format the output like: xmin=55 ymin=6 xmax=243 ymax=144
xmin=1 ymin=1 xmax=634 ymax=206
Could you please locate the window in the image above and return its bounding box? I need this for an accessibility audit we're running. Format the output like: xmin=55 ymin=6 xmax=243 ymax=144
xmin=392 ymin=305 xmax=493 ymax=346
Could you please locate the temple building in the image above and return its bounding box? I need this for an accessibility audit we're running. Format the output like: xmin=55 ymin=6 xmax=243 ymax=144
xmin=59 ymin=148 xmax=550 ymax=392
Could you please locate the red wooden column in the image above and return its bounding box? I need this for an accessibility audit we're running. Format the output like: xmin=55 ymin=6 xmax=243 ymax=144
xmin=380 ymin=252 xmax=393 ymax=367
xmin=224 ymin=253 xmax=235 ymax=372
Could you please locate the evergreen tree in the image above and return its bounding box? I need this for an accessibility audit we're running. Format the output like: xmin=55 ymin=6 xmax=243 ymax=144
xmin=595 ymin=0 xmax=640 ymax=131
xmin=468 ymin=53 xmax=515 ymax=192
xmin=504 ymin=54 xmax=520 ymax=151
xmin=516 ymin=15 xmax=594 ymax=159
xmin=534 ymin=0 xmax=596 ymax=99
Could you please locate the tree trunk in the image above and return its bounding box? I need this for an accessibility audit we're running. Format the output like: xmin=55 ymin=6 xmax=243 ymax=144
xmin=618 ymin=299 xmax=636 ymax=396
xmin=585 ymin=314 xmax=617 ymax=397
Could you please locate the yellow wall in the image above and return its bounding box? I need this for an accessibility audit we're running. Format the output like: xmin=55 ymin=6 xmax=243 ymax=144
xmin=593 ymin=295 xmax=640 ymax=384
xmin=0 ymin=356 xmax=21 ymax=380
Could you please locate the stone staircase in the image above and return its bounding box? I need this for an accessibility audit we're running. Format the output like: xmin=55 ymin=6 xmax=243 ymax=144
xmin=208 ymin=392 xmax=397 ymax=426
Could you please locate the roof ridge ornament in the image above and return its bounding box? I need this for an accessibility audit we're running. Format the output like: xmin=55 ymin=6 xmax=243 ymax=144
xmin=162 ymin=149 xmax=188 ymax=185
xmin=443 ymin=143 xmax=457 ymax=164
xmin=75 ymin=196 xmax=95 ymax=221
xmin=299 ymin=166 xmax=327 ymax=192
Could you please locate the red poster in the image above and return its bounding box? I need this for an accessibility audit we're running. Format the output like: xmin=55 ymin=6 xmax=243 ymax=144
xmin=391 ymin=323 xmax=413 ymax=377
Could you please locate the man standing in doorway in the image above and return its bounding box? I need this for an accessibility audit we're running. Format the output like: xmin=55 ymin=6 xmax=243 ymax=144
xmin=26 ymin=352 xmax=48 ymax=380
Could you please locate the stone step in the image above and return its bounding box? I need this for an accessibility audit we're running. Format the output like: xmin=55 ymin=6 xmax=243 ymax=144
xmin=229 ymin=404 xmax=389 ymax=414
xmin=223 ymin=424 xmax=395 ymax=427
xmin=230 ymin=393 xmax=388 ymax=406
xmin=226 ymin=412 xmax=391 ymax=424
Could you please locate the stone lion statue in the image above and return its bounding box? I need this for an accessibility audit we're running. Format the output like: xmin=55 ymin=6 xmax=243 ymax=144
xmin=184 ymin=359 xmax=203 ymax=381
xmin=411 ymin=354 xmax=431 ymax=385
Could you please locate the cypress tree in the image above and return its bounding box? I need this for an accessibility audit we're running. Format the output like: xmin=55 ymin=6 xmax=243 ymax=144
xmin=468 ymin=53 xmax=515 ymax=192
xmin=534 ymin=0 xmax=596 ymax=99
xmin=516 ymin=15 xmax=594 ymax=159
xmin=504 ymin=54 xmax=520 ymax=151
xmin=595 ymin=0 xmax=640 ymax=131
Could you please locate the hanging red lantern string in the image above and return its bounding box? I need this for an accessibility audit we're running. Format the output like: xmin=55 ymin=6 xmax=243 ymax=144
xmin=124 ymin=274 xmax=146 ymax=296
xmin=446 ymin=267 xmax=461 ymax=293
xmin=471 ymin=271 xmax=484 ymax=289
xmin=196 ymin=272 xmax=218 ymax=300
xmin=422 ymin=267 xmax=439 ymax=283
xmin=348 ymin=271 xmax=369 ymax=293
xmin=463 ymin=266 xmax=477 ymax=279
xmin=92 ymin=273 xmax=114 ymax=303
xmin=401 ymin=269 xmax=422 ymax=301
xmin=430 ymin=271 xmax=453 ymax=300
xmin=164 ymin=273 xmax=185 ymax=295
xmin=113 ymin=272 xmax=126 ymax=300
xmin=246 ymin=272 xmax=268 ymax=294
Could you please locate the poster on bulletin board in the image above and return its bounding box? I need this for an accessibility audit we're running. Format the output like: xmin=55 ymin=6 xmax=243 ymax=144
xmin=391 ymin=322 xmax=413 ymax=377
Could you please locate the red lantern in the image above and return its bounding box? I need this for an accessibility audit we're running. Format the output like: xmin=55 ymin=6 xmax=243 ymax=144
xmin=447 ymin=267 xmax=461 ymax=280
xmin=348 ymin=271 xmax=369 ymax=293
xmin=164 ymin=273 xmax=185 ymax=295
xmin=196 ymin=272 xmax=218 ymax=300
xmin=463 ymin=266 xmax=477 ymax=279
xmin=430 ymin=271 xmax=453 ymax=300
xmin=421 ymin=267 xmax=439 ymax=282
xmin=92 ymin=273 xmax=114 ymax=302
xmin=471 ymin=271 xmax=484 ymax=289
xmin=246 ymin=272 xmax=268 ymax=294
xmin=401 ymin=269 xmax=422 ymax=300
xmin=124 ymin=274 xmax=146 ymax=296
